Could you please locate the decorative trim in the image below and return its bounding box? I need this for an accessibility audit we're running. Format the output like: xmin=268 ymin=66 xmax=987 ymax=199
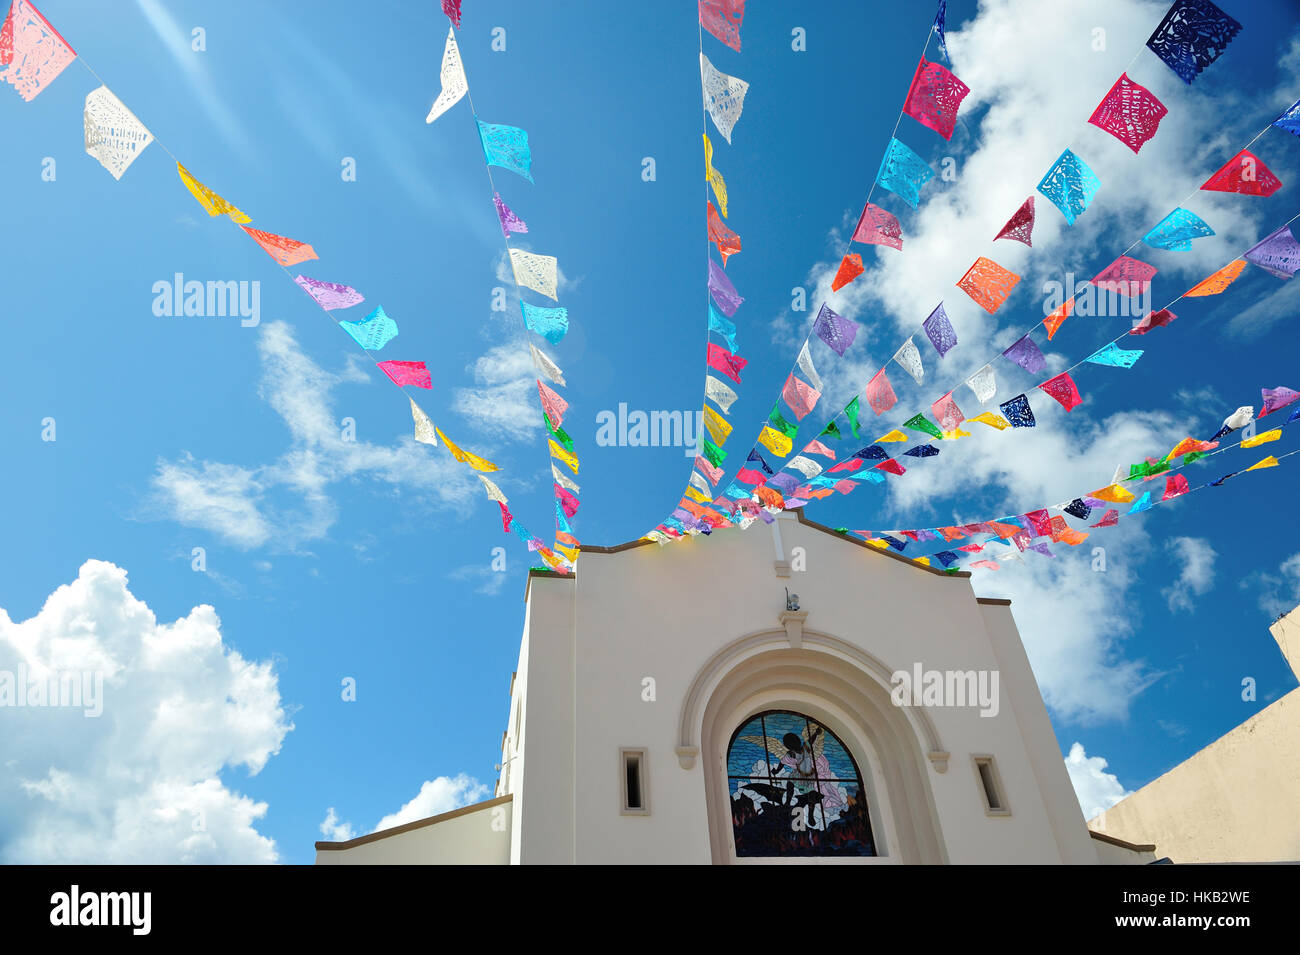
xmin=927 ymin=750 xmax=950 ymax=774
xmin=778 ymin=609 xmax=808 ymax=648
xmin=1088 ymin=829 xmax=1157 ymax=852
xmin=674 ymin=745 xmax=699 ymax=770
xmin=314 ymin=794 xmax=513 ymax=851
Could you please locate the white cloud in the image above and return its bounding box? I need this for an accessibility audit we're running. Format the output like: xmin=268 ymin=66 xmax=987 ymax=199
xmin=319 ymin=807 xmax=356 ymax=842
xmin=1161 ymin=536 xmax=1218 ymax=612
xmin=1065 ymin=742 xmax=1133 ymax=822
xmin=147 ymin=321 xmax=479 ymax=550
xmin=1240 ymin=552 xmax=1300 ymax=619
xmin=447 ymin=563 xmax=509 ymax=597
xmin=757 ymin=0 xmax=1300 ymax=725
xmin=453 ymin=344 xmax=542 ymax=442
xmin=323 ymin=774 xmax=491 ymax=841
xmin=0 ymin=561 xmax=291 ymax=863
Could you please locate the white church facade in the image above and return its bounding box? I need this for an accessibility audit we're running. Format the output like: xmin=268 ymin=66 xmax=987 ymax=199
xmin=316 ymin=510 xmax=1156 ymax=864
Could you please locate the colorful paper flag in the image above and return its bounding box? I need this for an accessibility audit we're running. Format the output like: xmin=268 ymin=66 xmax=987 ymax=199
xmin=994 ymin=196 xmax=1035 ymax=246
xmin=1145 ymin=0 xmax=1242 ymax=85
xmin=813 ymin=303 xmax=857 ymax=356
xmin=902 ymin=57 xmax=970 ymax=140
xmin=957 ymin=257 xmax=1020 ymax=314
xmin=521 ymin=302 xmax=568 ymax=344
xmin=178 ymin=164 xmax=251 ymax=223
xmin=510 ymin=249 xmax=559 ymax=300
xmin=923 ymin=302 xmax=958 ymax=356
xmin=876 ymin=137 xmax=934 ymax=208
xmin=1087 ymin=72 xmax=1168 ymax=154
xmin=340 ymin=306 xmax=399 ymax=350
xmin=242 ymin=227 xmax=318 ymax=267
xmin=83 ymin=86 xmax=152 ymax=180
xmin=426 ymin=28 xmax=467 ymax=123
xmin=0 ymin=0 xmax=74 ymax=102
xmin=853 ymin=202 xmax=904 ymax=250
xmin=832 ymin=253 xmax=865 ymax=292
xmin=707 ymin=201 xmax=741 ymax=263
xmin=700 ymin=52 xmax=749 ymax=144
xmin=1143 ymin=207 xmax=1214 ymax=250
xmin=1037 ymin=149 xmax=1101 ymax=225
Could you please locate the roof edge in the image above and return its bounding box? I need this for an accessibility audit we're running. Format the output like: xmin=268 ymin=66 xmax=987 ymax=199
xmin=314 ymin=794 xmax=513 ymax=851
xmin=1087 ymin=828 xmax=1157 ymax=853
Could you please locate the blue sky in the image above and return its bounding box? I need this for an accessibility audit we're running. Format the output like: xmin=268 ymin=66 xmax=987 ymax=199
xmin=1 ymin=0 xmax=1299 ymax=862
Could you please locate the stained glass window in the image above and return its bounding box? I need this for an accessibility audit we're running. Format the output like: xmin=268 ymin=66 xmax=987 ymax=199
xmin=726 ymin=710 xmax=875 ymax=857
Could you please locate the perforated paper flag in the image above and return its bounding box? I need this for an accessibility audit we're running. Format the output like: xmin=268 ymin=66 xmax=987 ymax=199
xmin=876 ymin=137 xmax=934 ymax=209
xmin=832 ymin=253 xmax=865 ymax=292
xmin=1240 ymin=428 xmax=1281 ymax=448
xmin=902 ymin=57 xmax=969 ymax=140
xmin=1045 ymin=297 xmax=1073 ymax=340
xmin=178 ymin=164 xmax=251 ymax=223
xmin=1093 ymin=256 xmax=1157 ymax=296
xmin=84 ymin=86 xmax=152 ymax=180
xmin=1143 ymin=208 xmax=1215 ymax=251
xmin=377 ymin=360 xmax=431 ymax=389
xmin=708 ymin=259 xmax=744 ymax=316
xmin=1129 ymin=307 xmax=1177 ymax=335
xmin=0 ymin=0 xmax=74 ymax=102
xmin=999 ymin=394 xmax=1036 ymax=428
xmin=410 ymin=398 xmax=437 ymax=445
xmin=1146 ymin=0 xmax=1242 ymax=85
xmin=551 ymin=440 xmax=579 ymax=474
xmin=1002 ymin=333 xmax=1046 ymax=375
xmin=441 ymin=0 xmax=462 ymax=29
xmin=1244 ymin=226 xmax=1300 ymax=279
xmin=782 ymin=374 xmax=821 ymax=421
xmin=853 ymin=202 xmax=903 ymax=250
xmin=521 ymin=302 xmax=568 ymax=344
xmin=1202 ymin=149 xmax=1283 ymax=197
xmin=426 ymin=28 xmax=467 ymax=123
xmin=242 ymin=227 xmax=317 ymax=267
xmin=788 ymin=455 xmax=823 ymax=479
xmin=703 ymin=133 xmax=728 ymax=217
xmin=797 ymin=342 xmax=823 ymax=392
xmin=340 ymin=306 xmax=399 ymax=350
xmin=1085 ymin=343 xmax=1143 ymax=368
xmin=477 ymin=121 xmax=533 ymax=182
xmin=708 ymin=303 xmax=737 ymax=351
xmin=894 ymin=338 xmax=924 ymax=384
xmin=995 ymin=196 xmax=1035 ymax=246
xmin=530 ymin=344 xmax=565 ymax=386
xmin=969 ymin=411 xmax=1009 ymax=430
xmin=537 ymin=380 xmax=568 ymax=427
xmin=957 ymin=257 xmax=1020 ymax=313
xmin=511 ymin=249 xmax=558 ymax=300
xmin=1038 ymin=372 xmax=1082 ymax=411
xmin=1260 ymin=386 xmax=1300 ymax=417
xmin=703 ymin=404 xmax=733 ymax=443
xmin=553 ymin=466 xmax=579 ymax=495
xmin=903 ymin=413 xmax=943 ymax=439
xmin=932 ymin=392 xmax=964 ymax=432
xmin=868 ymin=366 xmax=899 ymax=415
xmin=707 ymin=201 xmax=741 ymax=263
xmin=1037 ymin=149 xmax=1101 ymax=225
xmin=494 ymin=193 xmax=528 ymax=238
xmin=963 ymin=365 xmax=996 ymax=406
xmin=700 ymin=52 xmax=749 ymax=144
xmin=699 ymin=0 xmax=745 ymax=51
xmin=758 ymin=426 xmax=792 ymax=457
xmin=706 ymin=343 xmax=746 ymax=383
xmin=1276 ymin=99 xmax=1300 ymax=137
xmin=705 ymin=375 xmax=739 ymax=413
xmin=814 ymin=303 xmax=857 ymax=356
xmin=296 ymin=275 xmax=364 ymax=310
xmin=922 ymin=302 xmax=958 ymax=356
xmin=1088 ymin=73 xmax=1168 ymax=154
xmin=1185 ymin=259 xmax=1246 ymax=296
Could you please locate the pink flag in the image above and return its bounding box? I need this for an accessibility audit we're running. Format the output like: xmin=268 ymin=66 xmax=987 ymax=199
xmin=376 ymin=360 xmax=431 ymax=388
xmin=1092 ymin=256 xmax=1157 ymax=296
xmin=853 ymin=202 xmax=903 ymax=250
xmin=1038 ymin=372 xmax=1082 ymax=411
xmin=493 ymin=193 xmax=528 ymax=237
xmin=782 ymin=374 xmax=821 ymax=420
xmin=1087 ymin=73 xmax=1167 ymax=154
xmin=695 ymin=456 xmax=724 ymax=485
xmin=537 ymin=380 xmax=569 ymax=427
xmin=875 ymin=458 xmax=906 ymax=476
xmin=1024 ymin=509 xmax=1053 ymax=537
xmin=865 ymin=368 xmax=897 ymax=415
xmin=242 ymin=227 xmax=318 ymax=267
xmin=1260 ymin=386 xmax=1300 ymax=417
xmin=1090 ymin=508 xmax=1120 ymax=528
xmin=554 ymin=484 xmax=580 ymax=517
xmin=706 ymin=342 xmax=747 ymax=384
xmin=1162 ymin=473 xmax=1189 ymax=501
xmin=931 ymin=392 xmax=964 ymax=431
xmin=0 ymin=0 xmax=76 ymax=102
xmin=803 ymin=439 xmax=837 ymax=459
xmin=994 ymin=196 xmax=1035 ymax=246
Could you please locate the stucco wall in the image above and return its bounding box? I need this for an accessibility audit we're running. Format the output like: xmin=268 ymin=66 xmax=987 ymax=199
xmin=512 ymin=512 xmax=1097 ymax=864
xmin=314 ymin=795 xmax=512 ymax=865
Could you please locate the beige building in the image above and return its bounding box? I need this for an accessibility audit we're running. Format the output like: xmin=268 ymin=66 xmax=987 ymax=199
xmin=1088 ymin=608 xmax=1300 ymax=863
xmin=318 ymin=510 xmax=1160 ymax=864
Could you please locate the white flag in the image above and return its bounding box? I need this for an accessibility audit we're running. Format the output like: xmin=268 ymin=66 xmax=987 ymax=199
xmin=893 ymin=337 xmax=924 ymax=384
xmin=84 ymin=86 xmax=153 ymax=180
xmin=426 ymin=28 xmax=468 ymax=124
xmin=510 ymin=249 xmax=558 ymax=300
xmin=700 ymin=52 xmax=749 ymax=144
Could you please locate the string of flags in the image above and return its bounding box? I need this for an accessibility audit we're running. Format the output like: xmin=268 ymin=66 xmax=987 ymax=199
xmin=845 ymin=387 xmax=1299 ymax=573
xmin=4 ymin=0 xmax=574 ymax=571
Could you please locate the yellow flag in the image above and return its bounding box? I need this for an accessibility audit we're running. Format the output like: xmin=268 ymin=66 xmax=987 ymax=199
xmin=177 ymin=163 xmax=251 ymax=223
xmin=702 ymin=405 xmax=732 ymax=444
xmin=684 ymin=485 xmax=711 ymax=504
xmin=703 ymin=133 xmax=728 ymax=217
xmin=877 ymin=429 xmax=909 ymax=442
xmin=1091 ymin=483 xmax=1135 ymax=503
xmin=914 ymin=556 xmax=931 ymax=566
xmin=968 ymin=412 xmax=1010 ymax=431
xmin=549 ymin=439 xmax=579 ymax=473
xmin=554 ymin=543 xmax=580 ymax=562
xmin=1245 ymin=455 xmax=1278 ymax=472
xmin=758 ymin=425 xmax=792 ymax=457
xmin=435 ymin=427 xmax=500 ymax=472
xmin=1241 ymin=428 xmax=1281 ymax=449
xmin=941 ymin=428 xmax=972 ymax=440
xmin=867 ymin=538 xmax=889 ymax=549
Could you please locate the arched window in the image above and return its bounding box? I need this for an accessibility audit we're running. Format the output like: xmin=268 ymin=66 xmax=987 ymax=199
xmin=726 ymin=710 xmax=876 ymax=857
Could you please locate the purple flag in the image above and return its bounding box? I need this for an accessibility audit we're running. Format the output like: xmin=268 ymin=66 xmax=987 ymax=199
xmin=493 ymin=192 xmax=528 ymax=238
xmin=1002 ymin=333 xmax=1046 ymax=375
xmin=295 ymin=275 xmax=365 ymax=310
xmin=813 ymin=303 xmax=858 ymax=356
xmin=768 ymin=473 xmax=800 ymax=495
xmin=922 ymin=302 xmax=957 ymax=357
xmin=1245 ymin=225 xmax=1300 ymax=280
xmin=1260 ymin=386 xmax=1300 ymax=417
xmin=708 ymin=258 xmax=744 ymax=316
